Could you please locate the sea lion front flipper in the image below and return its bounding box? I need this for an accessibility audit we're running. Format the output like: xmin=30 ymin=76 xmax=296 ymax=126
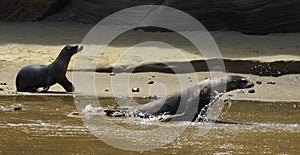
xmin=59 ymin=77 xmax=75 ymax=92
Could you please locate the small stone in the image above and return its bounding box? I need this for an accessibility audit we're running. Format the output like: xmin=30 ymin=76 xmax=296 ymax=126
xmin=71 ymin=111 xmax=80 ymax=115
xmin=11 ymin=104 xmax=22 ymax=111
xmin=188 ymin=77 xmax=191 ymax=79
xmin=189 ymin=80 xmax=193 ymax=82
xmin=267 ymin=81 xmax=276 ymax=84
xmin=147 ymin=80 xmax=154 ymax=84
xmin=152 ymin=75 xmax=155 ymax=78
xmin=256 ymin=81 xmax=262 ymax=84
xmin=248 ymin=89 xmax=255 ymax=93
xmin=149 ymin=95 xmax=158 ymax=101
xmin=67 ymin=111 xmax=81 ymax=118
xmin=0 ymin=83 xmax=7 ymax=85
xmin=0 ymin=88 xmax=3 ymax=91
xmin=105 ymin=89 xmax=109 ymax=92
xmin=109 ymin=72 xmax=116 ymax=76
xmin=132 ymin=88 xmax=140 ymax=92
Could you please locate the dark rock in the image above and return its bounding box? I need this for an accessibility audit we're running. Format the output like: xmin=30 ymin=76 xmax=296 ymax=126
xmin=132 ymin=88 xmax=140 ymax=92
xmin=149 ymin=95 xmax=158 ymax=101
xmin=248 ymin=89 xmax=255 ymax=93
xmin=0 ymin=83 xmax=7 ymax=85
xmin=68 ymin=111 xmax=80 ymax=116
xmin=0 ymin=88 xmax=3 ymax=91
xmin=267 ymin=81 xmax=276 ymax=85
xmin=147 ymin=80 xmax=154 ymax=84
xmin=109 ymin=72 xmax=116 ymax=76
xmin=256 ymin=81 xmax=262 ymax=84
xmin=11 ymin=104 xmax=22 ymax=111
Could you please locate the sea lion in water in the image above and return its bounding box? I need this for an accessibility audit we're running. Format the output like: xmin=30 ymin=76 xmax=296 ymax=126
xmin=16 ymin=45 xmax=83 ymax=92
xmin=107 ymin=75 xmax=254 ymax=122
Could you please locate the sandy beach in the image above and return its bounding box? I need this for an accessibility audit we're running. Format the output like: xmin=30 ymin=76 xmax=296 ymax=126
xmin=1 ymin=22 xmax=300 ymax=102
xmin=0 ymin=22 xmax=299 ymax=155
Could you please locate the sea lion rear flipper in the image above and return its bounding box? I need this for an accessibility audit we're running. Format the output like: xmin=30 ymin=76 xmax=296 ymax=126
xmin=59 ymin=77 xmax=75 ymax=92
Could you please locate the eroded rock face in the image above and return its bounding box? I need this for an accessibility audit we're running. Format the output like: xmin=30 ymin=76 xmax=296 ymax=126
xmin=0 ymin=0 xmax=300 ymax=34
xmin=0 ymin=0 xmax=67 ymax=21
xmin=212 ymin=0 xmax=300 ymax=34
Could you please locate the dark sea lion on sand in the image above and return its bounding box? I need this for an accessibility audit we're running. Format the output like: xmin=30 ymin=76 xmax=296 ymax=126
xmin=107 ymin=75 xmax=254 ymax=122
xmin=16 ymin=45 xmax=83 ymax=92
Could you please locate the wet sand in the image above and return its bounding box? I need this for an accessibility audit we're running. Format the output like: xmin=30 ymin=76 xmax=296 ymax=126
xmin=1 ymin=22 xmax=300 ymax=102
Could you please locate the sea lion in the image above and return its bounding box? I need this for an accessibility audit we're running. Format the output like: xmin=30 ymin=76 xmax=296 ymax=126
xmin=16 ymin=45 xmax=83 ymax=92
xmin=109 ymin=75 xmax=254 ymax=122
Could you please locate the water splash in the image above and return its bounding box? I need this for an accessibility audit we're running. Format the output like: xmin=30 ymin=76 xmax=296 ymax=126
xmin=194 ymin=92 xmax=224 ymax=122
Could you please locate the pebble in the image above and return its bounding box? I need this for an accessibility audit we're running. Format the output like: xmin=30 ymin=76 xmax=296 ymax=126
xmin=132 ymin=88 xmax=140 ymax=92
xmin=248 ymin=89 xmax=255 ymax=93
xmin=109 ymin=72 xmax=116 ymax=76
xmin=267 ymin=81 xmax=276 ymax=84
xmin=0 ymin=88 xmax=3 ymax=91
xmin=69 ymin=111 xmax=80 ymax=116
xmin=67 ymin=111 xmax=82 ymax=118
xmin=10 ymin=104 xmax=22 ymax=111
xmin=147 ymin=80 xmax=154 ymax=84
xmin=256 ymin=81 xmax=262 ymax=84
xmin=0 ymin=83 xmax=7 ymax=85
xmin=149 ymin=95 xmax=158 ymax=101
xmin=105 ymin=89 xmax=109 ymax=92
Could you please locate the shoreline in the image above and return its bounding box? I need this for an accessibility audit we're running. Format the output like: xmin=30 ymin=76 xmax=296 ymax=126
xmin=1 ymin=93 xmax=300 ymax=104
xmin=1 ymin=22 xmax=300 ymax=103
xmin=2 ymin=72 xmax=300 ymax=103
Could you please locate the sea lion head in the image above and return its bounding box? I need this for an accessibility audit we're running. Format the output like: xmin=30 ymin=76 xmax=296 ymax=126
xmin=62 ymin=45 xmax=84 ymax=56
xmin=225 ymin=75 xmax=254 ymax=92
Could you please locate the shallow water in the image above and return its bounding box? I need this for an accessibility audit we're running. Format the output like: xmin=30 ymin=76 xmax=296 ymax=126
xmin=0 ymin=96 xmax=299 ymax=154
